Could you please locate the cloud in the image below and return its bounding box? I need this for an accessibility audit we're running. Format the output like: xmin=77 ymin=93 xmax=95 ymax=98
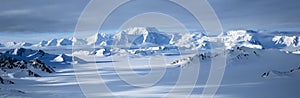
xmin=208 ymin=0 xmax=300 ymax=30
xmin=0 ymin=0 xmax=299 ymax=33
xmin=0 ymin=9 xmax=32 ymax=16
xmin=0 ymin=0 xmax=89 ymax=33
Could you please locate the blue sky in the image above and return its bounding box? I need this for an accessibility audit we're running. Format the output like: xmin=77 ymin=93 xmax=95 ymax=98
xmin=0 ymin=0 xmax=300 ymax=42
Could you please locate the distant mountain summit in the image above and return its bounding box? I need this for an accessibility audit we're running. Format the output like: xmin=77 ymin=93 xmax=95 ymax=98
xmin=218 ymin=30 xmax=263 ymax=49
xmin=113 ymin=27 xmax=171 ymax=46
xmin=272 ymin=36 xmax=300 ymax=47
xmin=4 ymin=42 xmax=33 ymax=47
xmin=86 ymin=32 xmax=112 ymax=46
xmin=37 ymin=38 xmax=73 ymax=46
xmin=173 ymin=33 xmax=209 ymax=50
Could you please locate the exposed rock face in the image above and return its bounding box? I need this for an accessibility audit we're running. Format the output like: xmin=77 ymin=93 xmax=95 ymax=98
xmin=0 ymin=76 xmax=14 ymax=84
xmin=0 ymin=50 xmax=55 ymax=84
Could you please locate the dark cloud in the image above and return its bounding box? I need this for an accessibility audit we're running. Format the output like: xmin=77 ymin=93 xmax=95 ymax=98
xmin=0 ymin=0 xmax=299 ymax=33
xmin=209 ymin=0 xmax=300 ymax=30
xmin=0 ymin=0 xmax=89 ymax=33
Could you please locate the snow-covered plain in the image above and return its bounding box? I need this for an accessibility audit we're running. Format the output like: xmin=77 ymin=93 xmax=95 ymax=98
xmin=1 ymin=47 xmax=300 ymax=98
xmin=1 ymin=27 xmax=300 ymax=98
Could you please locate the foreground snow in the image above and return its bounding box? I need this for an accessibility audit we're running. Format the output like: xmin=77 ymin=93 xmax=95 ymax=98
xmin=1 ymin=47 xmax=300 ymax=98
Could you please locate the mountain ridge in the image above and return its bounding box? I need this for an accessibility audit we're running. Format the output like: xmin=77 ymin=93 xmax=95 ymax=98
xmin=1 ymin=27 xmax=300 ymax=52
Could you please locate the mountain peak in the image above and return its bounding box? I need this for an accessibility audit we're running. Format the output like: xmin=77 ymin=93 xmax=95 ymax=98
xmin=86 ymin=32 xmax=109 ymax=45
xmin=46 ymin=39 xmax=58 ymax=46
xmin=218 ymin=30 xmax=262 ymax=49
xmin=272 ymin=35 xmax=299 ymax=47
xmin=52 ymin=54 xmax=70 ymax=62
xmin=57 ymin=38 xmax=72 ymax=46
xmin=114 ymin=27 xmax=170 ymax=46
xmin=120 ymin=27 xmax=159 ymax=35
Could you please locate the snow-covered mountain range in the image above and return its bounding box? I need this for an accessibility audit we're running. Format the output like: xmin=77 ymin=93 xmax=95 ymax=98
xmin=1 ymin=27 xmax=300 ymax=52
xmin=36 ymin=38 xmax=73 ymax=47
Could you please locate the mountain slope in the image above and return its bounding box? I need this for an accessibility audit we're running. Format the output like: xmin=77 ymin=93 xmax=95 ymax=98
xmin=51 ymin=54 xmax=72 ymax=62
xmin=3 ymin=48 xmax=75 ymax=66
xmin=0 ymin=51 xmax=56 ymax=88
xmin=71 ymin=37 xmax=87 ymax=45
xmin=57 ymin=38 xmax=73 ymax=46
